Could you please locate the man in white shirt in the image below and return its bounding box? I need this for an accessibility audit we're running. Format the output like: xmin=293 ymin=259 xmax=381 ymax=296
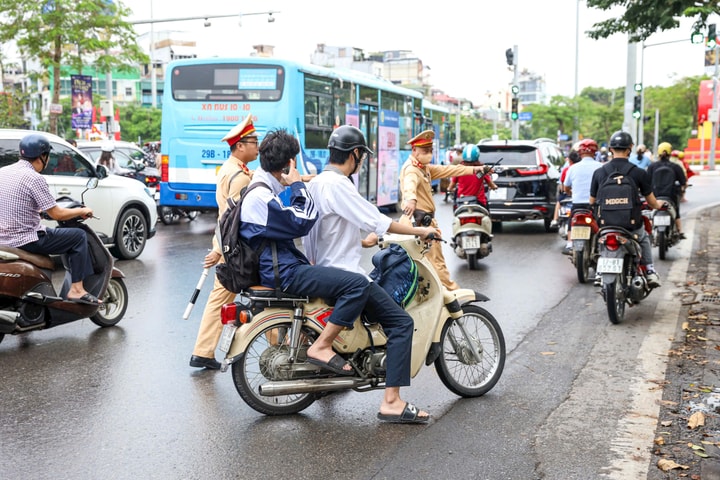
xmin=303 ymin=126 xmax=437 ymax=424
xmin=562 ymin=138 xmax=603 ymax=254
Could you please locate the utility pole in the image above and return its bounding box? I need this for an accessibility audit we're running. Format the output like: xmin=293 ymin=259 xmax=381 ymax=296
xmin=622 ymin=38 xmax=638 ymax=136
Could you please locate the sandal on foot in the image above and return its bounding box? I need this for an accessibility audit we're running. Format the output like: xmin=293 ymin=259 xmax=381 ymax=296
xmin=307 ymin=354 xmax=354 ymax=376
xmin=377 ymin=402 xmax=430 ymax=424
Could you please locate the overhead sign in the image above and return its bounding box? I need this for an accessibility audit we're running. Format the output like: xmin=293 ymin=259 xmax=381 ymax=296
xmin=518 ymin=111 xmax=533 ymax=121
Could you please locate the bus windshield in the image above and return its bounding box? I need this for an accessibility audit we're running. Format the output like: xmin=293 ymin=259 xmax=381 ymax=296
xmin=171 ymin=64 xmax=286 ymax=101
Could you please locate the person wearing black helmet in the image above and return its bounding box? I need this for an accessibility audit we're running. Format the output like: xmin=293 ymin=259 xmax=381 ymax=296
xmin=302 ymin=125 xmax=439 ymax=422
xmin=589 ymin=130 xmax=665 ymax=288
xmin=0 ymin=133 xmax=100 ymax=305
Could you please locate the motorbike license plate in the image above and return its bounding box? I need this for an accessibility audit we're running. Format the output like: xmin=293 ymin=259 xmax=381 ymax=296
xmin=218 ymin=324 xmax=237 ymax=353
xmin=596 ymin=257 xmax=623 ymax=274
xmin=462 ymin=235 xmax=481 ymax=250
xmin=489 ymin=188 xmax=507 ymax=201
xmin=571 ymin=226 xmax=591 ymax=240
xmin=654 ymin=215 xmax=671 ymax=226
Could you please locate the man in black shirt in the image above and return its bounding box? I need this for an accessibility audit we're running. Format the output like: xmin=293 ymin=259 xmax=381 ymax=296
xmin=589 ymin=131 xmax=665 ymax=289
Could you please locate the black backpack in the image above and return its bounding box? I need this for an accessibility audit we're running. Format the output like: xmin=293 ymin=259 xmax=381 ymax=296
xmin=595 ymin=163 xmax=642 ymax=230
xmin=369 ymin=244 xmax=419 ymax=308
xmin=651 ymin=162 xmax=678 ymax=199
xmin=215 ymin=181 xmax=270 ymax=293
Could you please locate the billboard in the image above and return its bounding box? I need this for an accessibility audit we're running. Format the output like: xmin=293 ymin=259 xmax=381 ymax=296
xmin=71 ymin=74 xmax=93 ymax=130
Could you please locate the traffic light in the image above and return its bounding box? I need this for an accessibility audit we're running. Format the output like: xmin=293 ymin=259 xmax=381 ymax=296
xmin=708 ymin=24 xmax=717 ymax=49
xmin=511 ymin=97 xmax=519 ymax=121
xmin=511 ymin=85 xmax=520 ymax=95
xmin=505 ymin=48 xmax=514 ymax=66
xmin=632 ymin=95 xmax=641 ymax=119
xmin=692 ymin=30 xmax=704 ymax=44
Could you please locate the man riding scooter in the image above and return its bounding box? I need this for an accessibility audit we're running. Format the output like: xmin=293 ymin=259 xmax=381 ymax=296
xmin=0 ymin=133 xmax=101 ymax=306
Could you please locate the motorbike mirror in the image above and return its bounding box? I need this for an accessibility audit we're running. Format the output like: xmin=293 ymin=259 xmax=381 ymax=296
xmin=86 ymin=177 xmax=99 ymax=189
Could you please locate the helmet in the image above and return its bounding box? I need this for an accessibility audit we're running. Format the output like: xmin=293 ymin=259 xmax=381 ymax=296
xmin=577 ymin=139 xmax=599 ymax=157
xmin=608 ymin=130 xmax=633 ymax=150
xmin=462 ymin=144 xmax=479 ymax=162
xmin=657 ymin=142 xmax=672 ymax=156
xmin=19 ymin=133 xmax=52 ymax=159
xmin=328 ymin=125 xmax=374 ymax=154
xmin=636 ymin=144 xmax=647 ymax=153
xmin=670 ymin=149 xmax=680 ymax=157
xmin=677 ymin=151 xmax=685 ymax=160
xmin=101 ymin=141 xmax=115 ymax=152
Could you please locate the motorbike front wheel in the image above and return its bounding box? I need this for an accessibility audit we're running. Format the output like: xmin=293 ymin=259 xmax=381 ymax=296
xmin=90 ymin=278 xmax=128 ymax=327
xmin=657 ymin=230 xmax=668 ymax=260
xmin=435 ymin=305 xmax=505 ymax=397
xmin=604 ymin=275 xmax=626 ymax=324
xmin=232 ymin=321 xmax=318 ymax=415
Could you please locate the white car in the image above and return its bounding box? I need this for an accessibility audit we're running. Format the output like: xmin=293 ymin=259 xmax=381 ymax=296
xmin=0 ymin=129 xmax=157 ymax=260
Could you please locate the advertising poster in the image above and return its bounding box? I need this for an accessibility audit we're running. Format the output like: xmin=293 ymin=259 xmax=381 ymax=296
xmin=377 ymin=109 xmax=400 ymax=206
xmin=71 ymin=75 xmax=93 ymax=130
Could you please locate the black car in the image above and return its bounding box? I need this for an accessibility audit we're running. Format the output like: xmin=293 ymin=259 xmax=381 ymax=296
xmin=478 ymin=138 xmax=564 ymax=232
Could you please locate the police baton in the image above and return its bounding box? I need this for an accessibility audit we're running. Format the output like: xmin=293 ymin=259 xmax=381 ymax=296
xmin=182 ymin=268 xmax=210 ymax=320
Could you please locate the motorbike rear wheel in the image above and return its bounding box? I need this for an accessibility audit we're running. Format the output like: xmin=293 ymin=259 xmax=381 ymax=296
xmin=658 ymin=230 xmax=668 ymax=260
xmin=604 ymin=276 xmax=626 ymax=324
xmin=232 ymin=321 xmax=318 ymax=415
xmin=467 ymin=253 xmax=478 ymax=270
xmin=90 ymin=278 xmax=128 ymax=327
xmin=575 ymin=249 xmax=589 ymax=284
xmin=435 ymin=305 xmax=505 ymax=397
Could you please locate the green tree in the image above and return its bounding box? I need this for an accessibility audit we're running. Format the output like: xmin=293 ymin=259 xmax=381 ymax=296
xmin=586 ymin=0 xmax=719 ymax=42
xmin=0 ymin=89 xmax=31 ymax=129
xmin=0 ymin=0 xmax=148 ymax=135
xmin=118 ymin=104 xmax=161 ymax=144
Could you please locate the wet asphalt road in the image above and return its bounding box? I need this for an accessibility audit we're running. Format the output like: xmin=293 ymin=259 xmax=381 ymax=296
xmin=1 ymin=175 xmax=718 ymax=479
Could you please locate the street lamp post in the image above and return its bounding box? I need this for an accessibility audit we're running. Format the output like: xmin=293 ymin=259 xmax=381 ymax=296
xmin=130 ymin=10 xmax=280 ymax=109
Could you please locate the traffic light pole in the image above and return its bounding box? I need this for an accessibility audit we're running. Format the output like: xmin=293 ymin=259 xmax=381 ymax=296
xmin=511 ymin=45 xmax=519 ymax=140
xmin=709 ymin=43 xmax=719 ymax=171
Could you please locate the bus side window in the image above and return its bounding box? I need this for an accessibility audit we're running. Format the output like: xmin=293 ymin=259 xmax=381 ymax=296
xmin=305 ymin=97 xmax=318 ymax=126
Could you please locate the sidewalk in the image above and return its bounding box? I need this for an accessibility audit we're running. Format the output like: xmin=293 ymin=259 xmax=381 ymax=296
xmin=649 ymin=203 xmax=720 ymax=479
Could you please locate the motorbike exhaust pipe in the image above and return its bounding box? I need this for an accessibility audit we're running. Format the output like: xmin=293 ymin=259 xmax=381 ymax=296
xmin=0 ymin=310 xmax=18 ymax=334
xmin=258 ymin=377 xmax=373 ymax=396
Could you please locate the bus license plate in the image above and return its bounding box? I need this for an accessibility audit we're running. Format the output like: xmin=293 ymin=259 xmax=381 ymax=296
xmin=218 ymin=324 xmax=237 ymax=353
xmin=571 ymin=226 xmax=591 ymax=240
xmin=462 ymin=236 xmax=481 ymax=250
xmin=654 ymin=215 xmax=671 ymax=226
xmin=596 ymin=257 xmax=623 ymax=274
xmin=489 ymin=188 xmax=507 ymax=200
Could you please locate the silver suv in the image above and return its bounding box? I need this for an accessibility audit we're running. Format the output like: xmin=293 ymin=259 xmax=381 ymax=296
xmin=0 ymin=130 xmax=157 ymax=259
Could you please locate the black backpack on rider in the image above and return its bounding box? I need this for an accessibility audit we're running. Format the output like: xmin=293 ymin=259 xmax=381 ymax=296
xmin=369 ymin=244 xmax=419 ymax=308
xmin=651 ymin=162 xmax=678 ymax=200
xmin=215 ymin=182 xmax=270 ymax=293
xmin=595 ymin=162 xmax=642 ymax=230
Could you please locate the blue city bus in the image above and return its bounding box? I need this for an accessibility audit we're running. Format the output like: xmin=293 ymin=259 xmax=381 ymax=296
xmin=159 ymin=57 xmax=451 ymax=210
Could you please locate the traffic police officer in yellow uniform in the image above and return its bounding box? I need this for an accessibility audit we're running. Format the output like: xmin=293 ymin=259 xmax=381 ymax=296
xmin=399 ymin=130 xmax=491 ymax=290
xmin=190 ymin=116 xmax=259 ymax=369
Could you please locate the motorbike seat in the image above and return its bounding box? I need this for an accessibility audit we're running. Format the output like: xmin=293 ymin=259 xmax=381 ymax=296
xmin=597 ymin=226 xmax=640 ymax=241
xmin=247 ymin=285 xmax=309 ymax=301
xmin=0 ymin=246 xmax=55 ymax=270
xmin=456 ymin=196 xmax=478 ymax=205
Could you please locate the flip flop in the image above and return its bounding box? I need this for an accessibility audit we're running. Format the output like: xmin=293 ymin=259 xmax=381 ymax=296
xmin=307 ymin=354 xmax=354 ymax=376
xmin=68 ymin=293 xmax=102 ymax=306
xmin=377 ymin=402 xmax=430 ymax=424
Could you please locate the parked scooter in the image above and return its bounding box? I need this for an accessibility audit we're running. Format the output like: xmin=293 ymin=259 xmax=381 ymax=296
xmin=569 ymin=208 xmax=599 ymax=284
xmin=0 ymin=179 xmax=128 ymax=344
xmin=651 ymin=197 xmax=679 ymax=260
xmin=451 ymin=196 xmax=493 ymax=269
xmin=216 ymin=233 xmax=505 ymax=415
xmin=595 ymin=226 xmax=652 ymax=324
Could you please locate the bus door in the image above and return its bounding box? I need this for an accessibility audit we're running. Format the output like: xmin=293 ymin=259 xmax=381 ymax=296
xmin=357 ymin=104 xmax=378 ymax=202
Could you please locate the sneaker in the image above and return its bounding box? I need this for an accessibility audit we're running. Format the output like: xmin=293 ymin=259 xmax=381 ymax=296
xmin=562 ymin=246 xmax=573 ymax=256
xmin=646 ymin=271 xmax=661 ymax=289
xmin=594 ymin=274 xmax=602 ymax=287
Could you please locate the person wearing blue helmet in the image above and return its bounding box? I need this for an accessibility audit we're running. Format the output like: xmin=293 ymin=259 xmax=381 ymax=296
xmin=447 ymin=144 xmax=497 ymax=210
xmin=0 ymin=133 xmax=100 ymax=305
